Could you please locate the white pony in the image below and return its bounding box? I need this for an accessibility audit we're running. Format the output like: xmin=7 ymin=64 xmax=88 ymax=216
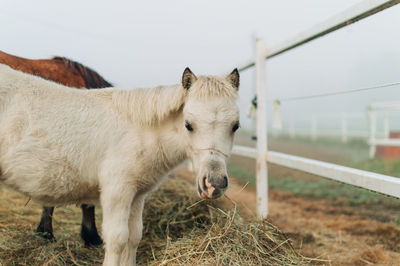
xmin=0 ymin=64 xmax=240 ymax=265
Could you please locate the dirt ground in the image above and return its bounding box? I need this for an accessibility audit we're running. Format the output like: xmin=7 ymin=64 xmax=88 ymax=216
xmin=202 ymin=136 xmax=400 ymax=265
xmin=178 ymin=168 xmax=400 ymax=265
xmin=227 ymin=180 xmax=400 ymax=265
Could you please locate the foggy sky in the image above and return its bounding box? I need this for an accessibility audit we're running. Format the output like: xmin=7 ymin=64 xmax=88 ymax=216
xmin=1 ymin=0 xmax=399 ymax=131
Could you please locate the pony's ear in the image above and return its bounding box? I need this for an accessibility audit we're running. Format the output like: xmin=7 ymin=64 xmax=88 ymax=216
xmin=182 ymin=67 xmax=197 ymax=90
xmin=226 ymin=68 xmax=240 ymax=91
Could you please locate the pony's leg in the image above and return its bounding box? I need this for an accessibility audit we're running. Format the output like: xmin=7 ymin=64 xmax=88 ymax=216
xmin=80 ymin=204 xmax=103 ymax=247
xmin=101 ymin=187 xmax=135 ymax=266
xmin=36 ymin=206 xmax=56 ymax=241
xmin=120 ymin=195 xmax=145 ymax=266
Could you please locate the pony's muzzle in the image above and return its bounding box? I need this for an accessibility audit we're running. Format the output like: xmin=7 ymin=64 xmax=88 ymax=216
xmin=199 ymin=174 xmax=228 ymax=199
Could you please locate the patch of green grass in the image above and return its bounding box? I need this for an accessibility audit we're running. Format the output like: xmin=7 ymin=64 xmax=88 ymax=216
xmin=271 ymin=135 xmax=368 ymax=151
xmin=228 ymin=163 xmax=398 ymax=206
xmin=351 ymin=158 xmax=400 ymax=178
xmin=269 ymin=177 xmax=397 ymax=206
xmin=270 ymin=135 xmax=370 ymax=163
xmin=228 ymin=164 xmax=255 ymax=184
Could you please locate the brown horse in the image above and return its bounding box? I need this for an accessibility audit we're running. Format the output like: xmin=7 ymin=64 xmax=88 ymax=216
xmin=0 ymin=50 xmax=112 ymax=247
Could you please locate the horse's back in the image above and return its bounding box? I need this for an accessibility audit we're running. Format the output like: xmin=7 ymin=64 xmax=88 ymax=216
xmin=0 ymin=51 xmax=88 ymax=88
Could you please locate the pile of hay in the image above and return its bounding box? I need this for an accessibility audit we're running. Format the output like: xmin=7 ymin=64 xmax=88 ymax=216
xmin=0 ymin=176 xmax=310 ymax=265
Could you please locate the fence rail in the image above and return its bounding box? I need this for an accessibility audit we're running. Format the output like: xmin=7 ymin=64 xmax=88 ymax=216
xmin=232 ymin=0 xmax=400 ymax=219
xmin=238 ymin=0 xmax=400 ymax=72
xmin=370 ymin=139 xmax=400 ymax=146
xmin=232 ymin=146 xmax=400 ymax=198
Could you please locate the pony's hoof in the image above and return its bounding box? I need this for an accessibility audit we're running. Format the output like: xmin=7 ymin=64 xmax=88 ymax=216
xmin=81 ymin=226 xmax=103 ymax=247
xmin=36 ymin=230 xmax=56 ymax=242
xmin=84 ymin=235 xmax=103 ymax=247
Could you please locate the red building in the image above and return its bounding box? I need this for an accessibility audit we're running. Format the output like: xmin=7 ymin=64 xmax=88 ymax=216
xmin=376 ymin=132 xmax=400 ymax=158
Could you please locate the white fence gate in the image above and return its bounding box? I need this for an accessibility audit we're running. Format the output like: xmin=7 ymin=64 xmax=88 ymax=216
xmin=368 ymin=101 xmax=400 ymax=158
xmin=231 ymin=0 xmax=400 ymax=219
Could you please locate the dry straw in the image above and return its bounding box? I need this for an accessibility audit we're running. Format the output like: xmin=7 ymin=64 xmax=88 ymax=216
xmin=0 ymin=176 xmax=311 ymax=265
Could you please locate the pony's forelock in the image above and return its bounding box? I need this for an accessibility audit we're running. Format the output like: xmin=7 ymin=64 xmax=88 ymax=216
xmin=188 ymin=76 xmax=238 ymax=101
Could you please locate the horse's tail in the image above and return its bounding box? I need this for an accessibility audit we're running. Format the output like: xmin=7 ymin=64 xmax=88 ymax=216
xmin=52 ymin=57 xmax=113 ymax=89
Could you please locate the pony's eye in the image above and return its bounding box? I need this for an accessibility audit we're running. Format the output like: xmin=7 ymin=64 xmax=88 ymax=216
xmin=185 ymin=121 xmax=193 ymax=132
xmin=232 ymin=122 xmax=240 ymax=133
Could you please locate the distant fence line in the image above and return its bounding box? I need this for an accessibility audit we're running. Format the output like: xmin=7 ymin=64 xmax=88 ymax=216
xmin=272 ymin=105 xmax=400 ymax=146
xmin=272 ymin=111 xmax=370 ymax=142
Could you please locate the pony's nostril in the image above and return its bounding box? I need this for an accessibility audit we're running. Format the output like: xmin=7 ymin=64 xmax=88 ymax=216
xmin=221 ymin=176 xmax=228 ymax=189
xmin=202 ymin=175 xmax=207 ymax=189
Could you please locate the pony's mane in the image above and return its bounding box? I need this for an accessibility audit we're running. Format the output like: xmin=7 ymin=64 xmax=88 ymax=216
xmin=0 ymin=64 xmax=238 ymax=128
xmin=110 ymin=75 xmax=237 ymax=126
xmin=52 ymin=57 xmax=113 ymax=89
xmin=111 ymin=85 xmax=186 ymax=126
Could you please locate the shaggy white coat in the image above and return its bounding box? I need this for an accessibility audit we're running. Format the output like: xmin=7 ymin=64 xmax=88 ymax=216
xmin=0 ymin=64 xmax=239 ymax=265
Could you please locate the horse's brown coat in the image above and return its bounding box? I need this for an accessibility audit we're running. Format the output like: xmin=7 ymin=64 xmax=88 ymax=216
xmin=0 ymin=51 xmax=111 ymax=88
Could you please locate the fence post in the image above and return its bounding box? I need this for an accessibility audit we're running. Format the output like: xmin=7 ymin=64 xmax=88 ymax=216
xmin=369 ymin=107 xmax=376 ymax=158
xmin=255 ymin=39 xmax=268 ymax=219
xmin=383 ymin=112 xmax=390 ymax=139
xmin=311 ymin=115 xmax=317 ymax=141
xmin=341 ymin=112 xmax=348 ymax=143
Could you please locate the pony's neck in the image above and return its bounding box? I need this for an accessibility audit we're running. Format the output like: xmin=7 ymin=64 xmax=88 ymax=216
xmin=156 ymin=111 xmax=189 ymax=170
xmin=110 ymin=85 xmax=189 ymax=172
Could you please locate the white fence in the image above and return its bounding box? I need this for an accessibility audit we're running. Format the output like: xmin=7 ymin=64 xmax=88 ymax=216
xmin=231 ymin=0 xmax=400 ymax=219
xmin=273 ymin=112 xmax=370 ymax=142
xmin=271 ymin=103 xmax=400 ymax=159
